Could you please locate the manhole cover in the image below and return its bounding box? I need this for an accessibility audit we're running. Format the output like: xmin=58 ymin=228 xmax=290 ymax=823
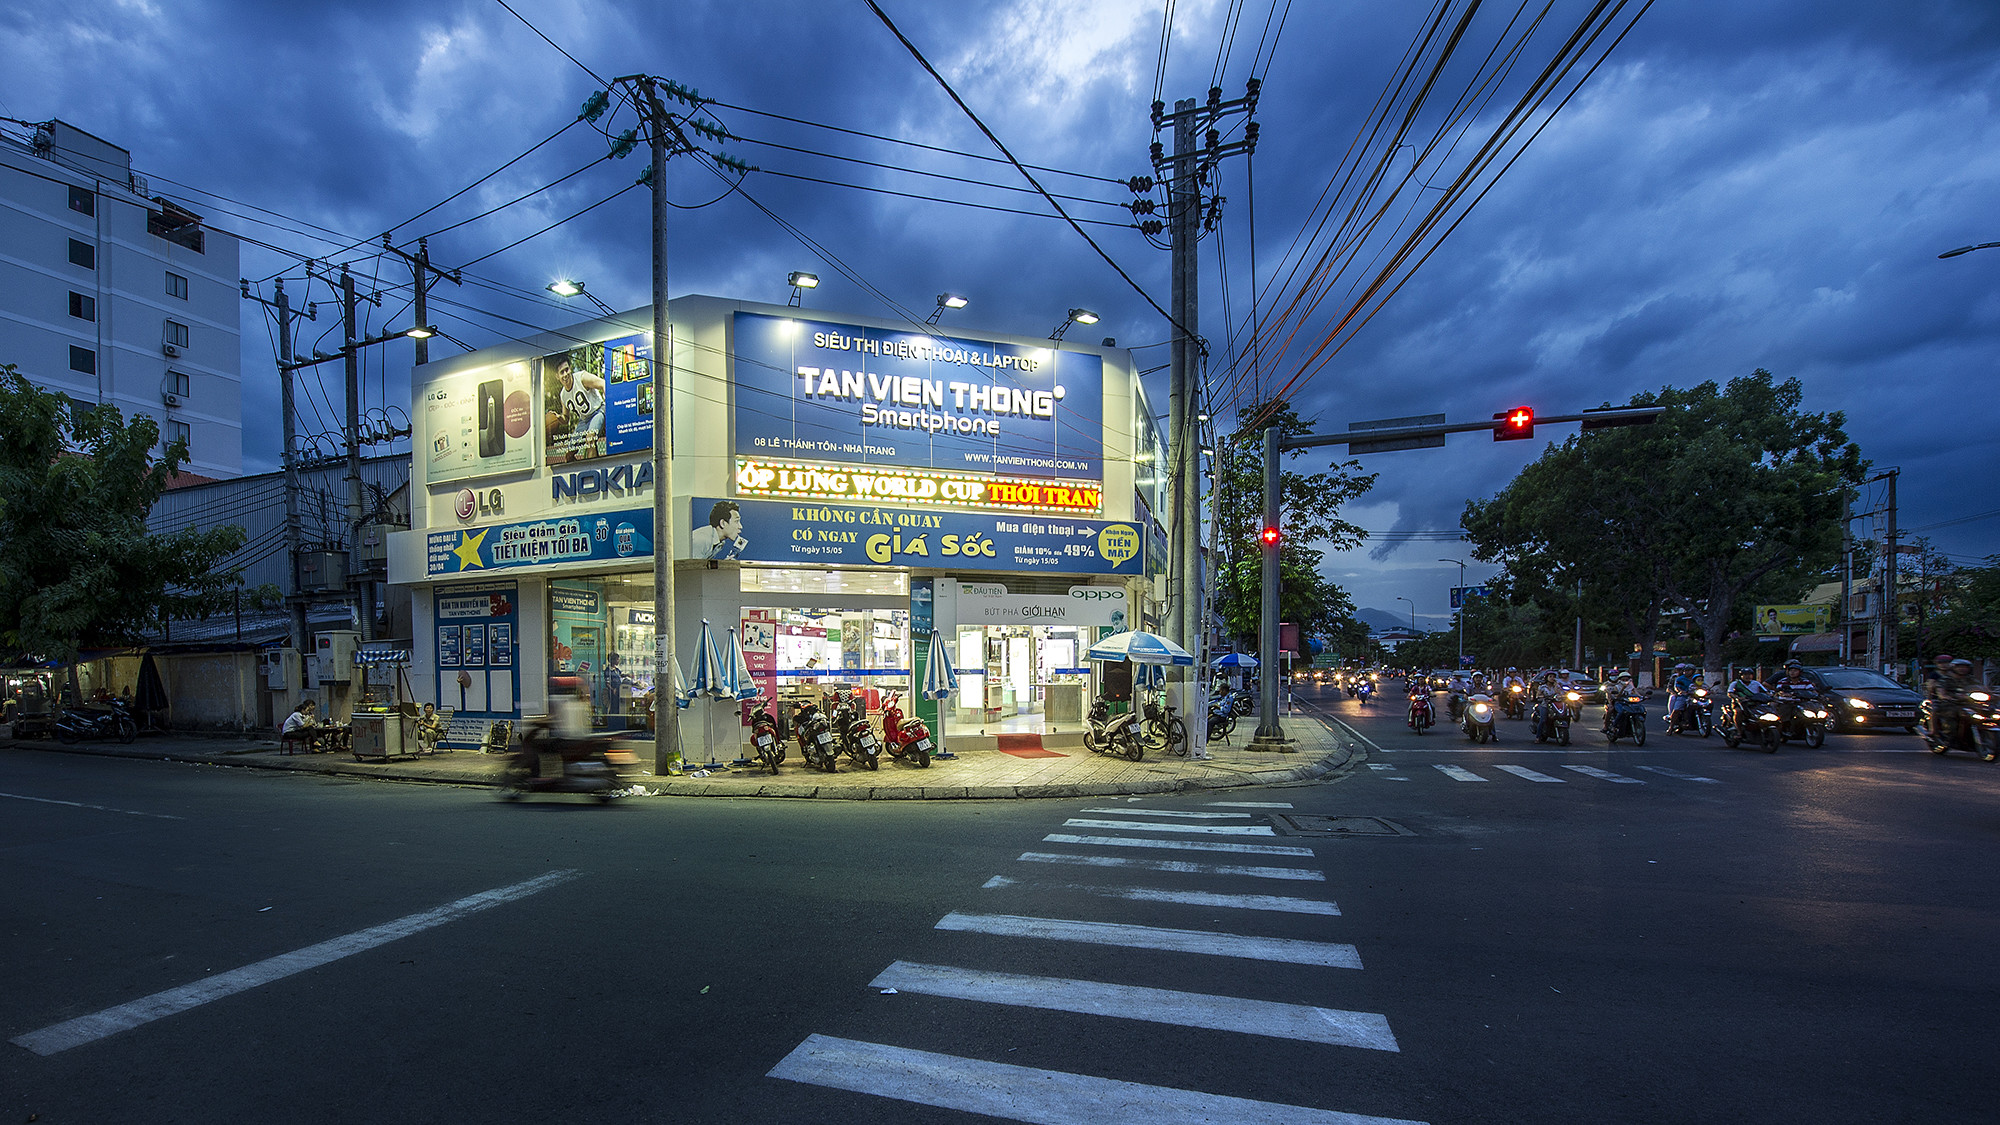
xmin=1272 ymin=814 xmax=1411 ymax=837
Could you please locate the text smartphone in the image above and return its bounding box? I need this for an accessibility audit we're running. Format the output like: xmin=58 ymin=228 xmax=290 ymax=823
xmin=477 ymin=380 xmax=505 ymax=457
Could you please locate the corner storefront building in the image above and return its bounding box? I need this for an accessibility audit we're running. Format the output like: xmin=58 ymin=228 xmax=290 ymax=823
xmin=387 ymin=296 xmax=1169 ymax=759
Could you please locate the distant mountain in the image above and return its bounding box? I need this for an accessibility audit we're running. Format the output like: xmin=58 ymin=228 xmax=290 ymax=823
xmin=1357 ymin=606 xmax=1417 ymax=631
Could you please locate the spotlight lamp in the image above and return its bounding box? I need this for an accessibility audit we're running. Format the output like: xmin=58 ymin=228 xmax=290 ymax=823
xmin=927 ymin=292 xmax=969 ymax=325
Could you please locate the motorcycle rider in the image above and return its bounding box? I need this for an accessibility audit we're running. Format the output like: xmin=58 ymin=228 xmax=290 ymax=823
xmin=1923 ymin=653 xmax=1958 ymax=742
xmin=1931 ymin=658 xmax=1987 ymax=758
xmin=1665 ymin=664 xmax=1696 ymax=732
xmin=1602 ymin=671 xmax=1639 ymax=735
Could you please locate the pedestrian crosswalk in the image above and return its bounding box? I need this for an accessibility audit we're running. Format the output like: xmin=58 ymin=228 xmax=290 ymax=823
xmin=1358 ymin=760 xmax=1721 ymax=785
xmin=768 ymin=800 xmax=1426 ymax=1124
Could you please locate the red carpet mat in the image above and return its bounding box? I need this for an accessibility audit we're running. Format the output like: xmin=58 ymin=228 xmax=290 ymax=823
xmin=996 ymin=733 xmax=1066 ymax=759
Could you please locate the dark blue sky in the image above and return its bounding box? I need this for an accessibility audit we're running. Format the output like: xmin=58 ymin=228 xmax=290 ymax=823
xmin=7 ymin=0 xmax=1996 ymax=624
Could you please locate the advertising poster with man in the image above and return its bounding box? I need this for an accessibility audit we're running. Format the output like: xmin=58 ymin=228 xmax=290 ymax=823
xmin=544 ymin=333 xmax=653 ymax=464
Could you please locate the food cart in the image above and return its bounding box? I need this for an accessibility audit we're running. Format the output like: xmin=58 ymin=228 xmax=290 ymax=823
xmin=347 ymin=649 xmax=433 ymax=760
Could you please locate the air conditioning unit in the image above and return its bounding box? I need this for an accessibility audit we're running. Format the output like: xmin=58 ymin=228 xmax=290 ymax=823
xmin=162 ymin=343 xmax=182 ymax=357
xmin=163 ymin=392 xmax=184 ymax=409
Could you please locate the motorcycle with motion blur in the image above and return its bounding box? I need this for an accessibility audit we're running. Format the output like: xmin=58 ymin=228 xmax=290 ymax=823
xmin=1720 ymin=688 xmax=1785 ymax=753
xmin=1921 ymin=683 xmax=2000 ymax=760
xmin=1773 ymin=683 xmax=1829 ymax=749
xmin=1461 ymin=693 xmax=1497 ymax=744
xmin=502 ymin=716 xmax=640 ymax=802
xmin=1666 ymin=683 xmax=1716 ymax=737
xmin=1603 ymin=688 xmax=1649 ymax=745
xmin=1355 ymin=679 xmax=1375 ymax=706
xmin=1529 ymin=690 xmax=1570 ymax=746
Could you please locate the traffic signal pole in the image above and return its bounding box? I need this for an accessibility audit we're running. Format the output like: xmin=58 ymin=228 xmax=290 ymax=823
xmin=1253 ymin=424 xmax=1289 ymax=746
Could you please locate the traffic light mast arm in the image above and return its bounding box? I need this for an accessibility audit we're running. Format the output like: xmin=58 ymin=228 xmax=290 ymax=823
xmin=1278 ymin=405 xmax=1661 ymax=452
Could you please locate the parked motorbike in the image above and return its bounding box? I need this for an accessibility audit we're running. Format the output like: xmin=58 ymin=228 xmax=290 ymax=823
xmin=501 ymin=717 xmax=640 ymax=801
xmin=54 ymin=701 xmax=137 ymax=745
xmin=791 ymin=700 xmax=839 ymax=772
xmin=1921 ymin=686 xmax=2000 ymax=760
xmin=1603 ymin=689 xmax=1649 ymax=745
xmin=881 ymin=691 xmax=934 ymax=768
xmin=1407 ymin=689 xmax=1434 ymax=735
xmin=1461 ymin=693 xmax=1497 ymax=743
xmin=825 ymin=688 xmax=881 ymax=771
xmin=1083 ymin=695 xmax=1144 ymax=761
xmin=1529 ymin=692 xmax=1570 ymax=746
xmin=1720 ymin=691 xmax=1785 ymax=753
xmin=747 ymin=697 xmax=785 ymax=774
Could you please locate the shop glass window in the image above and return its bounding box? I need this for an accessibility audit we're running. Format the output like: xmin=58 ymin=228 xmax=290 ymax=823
xmin=164 ymin=320 xmax=190 ymax=348
xmin=68 ymin=292 xmax=96 ymax=321
xmin=68 ymin=346 xmax=96 ymax=374
xmin=68 ymin=185 xmax=93 ymax=215
xmin=68 ymin=239 xmax=95 ymax=269
xmin=166 ymin=271 xmax=188 ymax=299
xmin=549 ymin=574 xmax=659 ymax=731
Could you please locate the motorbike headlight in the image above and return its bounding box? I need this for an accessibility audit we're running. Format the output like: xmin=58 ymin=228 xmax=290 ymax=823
xmin=1626 ymin=695 xmax=1643 ymax=704
xmin=1694 ymin=688 xmax=1708 ymax=698
xmin=1758 ymin=712 xmax=1781 ymax=723
xmin=1971 ymin=691 xmax=1991 ymax=703
xmin=1511 ymin=685 xmax=1524 ymax=693
xmin=1846 ymin=697 xmax=1871 ymax=709
xmin=1566 ymin=692 xmax=1580 ymax=702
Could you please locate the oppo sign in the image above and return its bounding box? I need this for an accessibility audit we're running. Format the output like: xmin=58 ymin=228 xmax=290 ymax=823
xmin=957 ymin=583 xmax=1128 ymax=626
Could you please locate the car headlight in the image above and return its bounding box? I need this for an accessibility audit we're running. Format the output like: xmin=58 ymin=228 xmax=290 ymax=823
xmin=1846 ymin=698 xmax=1871 ymax=709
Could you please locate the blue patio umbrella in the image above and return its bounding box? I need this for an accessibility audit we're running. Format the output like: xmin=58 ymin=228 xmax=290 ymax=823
xmin=1134 ymin=661 xmax=1166 ymax=690
xmin=1087 ymin=630 xmax=1194 ymax=666
xmin=1211 ymin=652 xmax=1259 ymax=669
xmin=688 ymin=620 xmax=733 ymax=769
xmin=922 ymin=630 xmax=959 ymax=760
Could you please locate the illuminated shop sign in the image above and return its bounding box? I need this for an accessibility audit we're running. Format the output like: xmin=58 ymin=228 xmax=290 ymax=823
xmin=732 ymin=313 xmax=1105 ymax=482
xmin=734 ymin=459 xmax=1101 ymax=514
xmin=427 ymin=508 xmax=655 ymax=576
xmin=551 ymin=459 xmax=653 ymax=502
xmin=690 ymin=496 xmax=1141 ymax=575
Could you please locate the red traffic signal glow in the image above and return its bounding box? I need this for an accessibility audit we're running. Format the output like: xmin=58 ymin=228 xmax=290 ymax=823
xmin=1494 ymin=406 xmax=1535 ymax=441
xmin=1259 ymin=525 xmax=1281 ymax=546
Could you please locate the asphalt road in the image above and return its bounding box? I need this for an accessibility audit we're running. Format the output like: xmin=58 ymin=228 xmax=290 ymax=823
xmin=3 ymin=687 xmax=1996 ymax=1124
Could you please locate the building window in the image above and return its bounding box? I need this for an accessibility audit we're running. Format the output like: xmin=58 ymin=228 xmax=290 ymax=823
xmin=166 ymin=271 xmax=189 ymax=299
xmin=69 ymin=346 xmax=96 ymax=374
xmin=69 ymin=239 xmax=95 ymax=269
xmin=168 ymin=370 xmax=190 ymax=397
xmin=68 ymin=185 xmax=94 ymax=216
xmin=165 ymin=420 xmax=191 ymax=451
xmin=164 ymin=320 xmax=190 ymax=349
xmin=69 ymin=292 xmax=97 ymax=321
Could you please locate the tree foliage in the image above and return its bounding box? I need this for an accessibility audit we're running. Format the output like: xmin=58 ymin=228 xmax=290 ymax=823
xmin=0 ymin=367 xmax=247 ymax=661
xmin=1463 ymin=371 xmax=1864 ymax=673
xmin=1212 ymin=400 xmax=1379 ymax=652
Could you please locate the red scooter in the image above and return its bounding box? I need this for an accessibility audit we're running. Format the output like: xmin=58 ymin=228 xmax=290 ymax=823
xmin=881 ymin=691 xmax=933 ymax=768
xmin=1407 ymin=688 xmax=1434 ymax=734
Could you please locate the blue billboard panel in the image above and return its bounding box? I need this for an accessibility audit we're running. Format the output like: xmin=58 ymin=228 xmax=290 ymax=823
xmin=690 ymin=497 xmax=1141 ymax=575
xmin=544 ymin=333 xmax=653 ymax=464
xmin=427 ymin=508 xmax=655 ymax=576
xmin=732 ymin=312 xmax=1104 ymax=481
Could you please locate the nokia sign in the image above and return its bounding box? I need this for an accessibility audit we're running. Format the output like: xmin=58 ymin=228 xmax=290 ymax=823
xmin=552 ymin=460 xmax=653 ymax=502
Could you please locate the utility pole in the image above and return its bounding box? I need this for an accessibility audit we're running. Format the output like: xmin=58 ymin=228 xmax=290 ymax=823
xmin=339 ymin=268 xmax=372 ymax=642
xmin=1151 ymin=81 xmax=1259 ymax=754
xmin=1252 ymin=424 xmax=1286 ymax=746
xmin=1883 ymin=468 xmax=1900 ymax=675
xmin=382 ymin=236 xmax=461 ymax=371
xmin=241 ymin=278 xmax=315 ymax=668
xmin=1840 ymin=490 xmax=1853 ymax=664
xmin=646 ymin=74 xmax=680 ymax=777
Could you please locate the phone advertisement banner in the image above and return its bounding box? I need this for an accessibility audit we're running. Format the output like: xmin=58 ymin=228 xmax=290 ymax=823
xmin=544 ymin=332 xmax=653 ymax=465
xmin=690 ymin=496 xmax=1141 ymax=575
xmin=732 ymin=312 xmax=1104 ymax=482
xmin=424 ymin=361 xmax=536 ymax=485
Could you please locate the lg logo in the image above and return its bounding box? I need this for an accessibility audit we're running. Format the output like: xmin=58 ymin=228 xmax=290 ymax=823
xmin=455 ymin=488 xmax=503 ymax=521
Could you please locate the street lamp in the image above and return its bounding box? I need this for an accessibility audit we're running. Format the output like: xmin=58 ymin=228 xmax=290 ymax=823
xmin=546 ymin=278 xmax=615 ymax=315
xmin=926 ymin=292 xmax=968 ymax=326
xmin=1049 ymin=307 xmax=1099 ymax=342
xmin=1440 ymin=558 xmax=1467 ymax=667
xmin=1939 ymin=242 xmax=2000 ymax=258
xmin=787 ymin=271 xmax=819 ymax=307
xmin=1395 ymin=595 xmax=1416 ymax=635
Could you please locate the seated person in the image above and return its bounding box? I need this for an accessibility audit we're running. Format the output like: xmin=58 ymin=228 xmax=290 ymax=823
xmin=414 ymin=703 xmax=445 ymax=754
xmin=280 ymin=699 xmax=323 ymax=752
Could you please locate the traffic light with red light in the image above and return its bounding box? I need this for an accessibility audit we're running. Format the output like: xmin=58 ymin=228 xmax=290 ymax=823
xmin=1260 ymin=525 xmax=1281 ymax=547
xmin=1494 ymin=406 xmax=1535 ymax=441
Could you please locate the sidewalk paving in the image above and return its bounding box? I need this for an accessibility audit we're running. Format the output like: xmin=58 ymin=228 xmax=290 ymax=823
xmin=1 ymin=708 xmax=1362 ymax=800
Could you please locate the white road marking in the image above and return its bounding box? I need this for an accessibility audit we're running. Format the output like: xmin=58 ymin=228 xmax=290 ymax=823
xmin=1043 ymin=833 xmax=1312 ymax=857
xmin=1204 ymin=800 xmax=1295 ymax=808
xmin=1637 ymin=765 xmax=1720 ymax=783
xmin=10 ymin=869 xmax=578 ymax=1056
xmin=982 ymin=875 xmax=1338 ymax=915
xmin=936 ymin=912 xmax=1362 ymax=968
xmin=0 ymin=791 xmax=183 ymax=820
xmin=1064 ymin=818 xmax=1276 ymax=837
xmin=1019 ymin=852 xmax=1325 ymax=882
xmin=1561 ymin=764 xmax=1644 ymax=783
xmin=869 ymin=961 xmax=1394 ymax=1050
xmin=1493 ymin=765 xmax=1566 ymax=783
xmin=1367 ymin=763 xmax=1396 ymax=770
xmin=768 ymin=1035 xmax=1430 ymax=1125
xmin=1434 ymin=765 xmax=1487 ymax=781
xmin=1080 ymin=807 xmax=1251 ymax=819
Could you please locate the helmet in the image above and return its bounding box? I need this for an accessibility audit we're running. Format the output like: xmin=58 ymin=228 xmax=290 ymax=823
xmin=1784 ymin=660 xmax=1802 ymax=670
xmin=1935 ymin=653 xmax=1954 ymax=663
xmin=1951 ymin=658 xmax=1974 ymax=671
